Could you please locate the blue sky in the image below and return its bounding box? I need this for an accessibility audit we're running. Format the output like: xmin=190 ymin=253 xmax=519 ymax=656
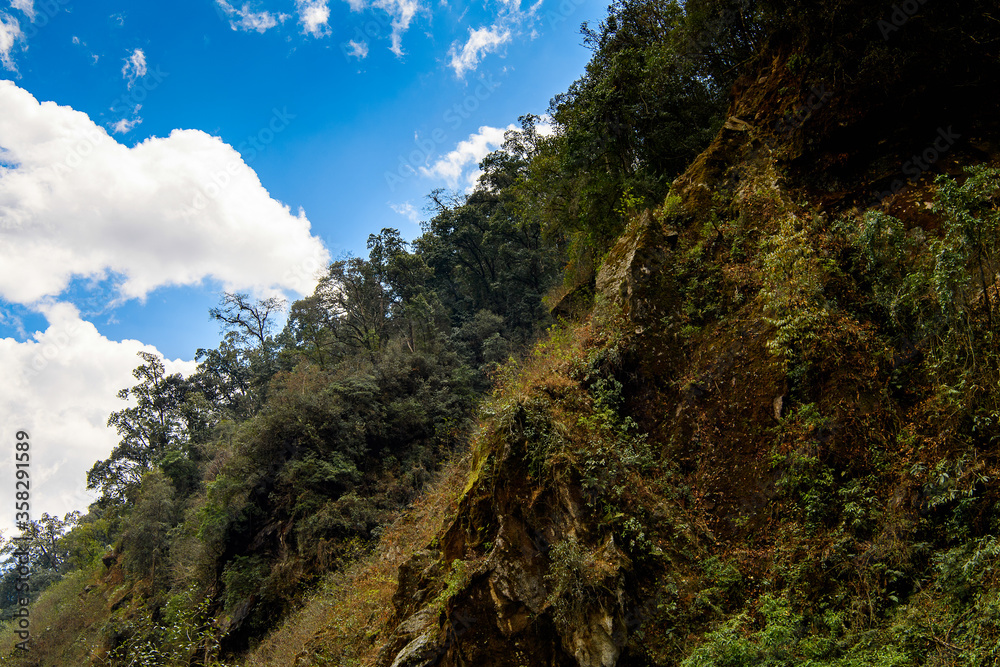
xmin=0 ymin=0 xmax=604 ymax=532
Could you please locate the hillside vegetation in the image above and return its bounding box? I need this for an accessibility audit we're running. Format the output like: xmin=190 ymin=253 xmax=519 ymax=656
xmin=4 ymin=0 xmax=1000 ymax=665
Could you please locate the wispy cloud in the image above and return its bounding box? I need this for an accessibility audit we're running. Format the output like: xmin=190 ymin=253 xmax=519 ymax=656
xmin=346 ymin=38 xmax=369 ymax=59
xmin=373 ymin=0 xmax=419 ymax=57
xmin=0 ymin=13 xmax=23 ymax=72
xmin=121 ymin=48 xmax=146 ymax=88
xmin=215 ymin=1 xmax=289 ymax=33
xmin=445 ymin=0 xmax=540 ymax=77
xmin=71 ymin=35 xmax=101 ymax=64
xmin=296 ymin=0 xmax=331 ymax=37
xmin=448 ymin=25 xmax=510 ymax=78
xmin=390 ymin=201 xmax=420 ymax=224
xmin=111 ymin=116 xmax=142 ymax=135
xmin=420 ymin=124 xmax=515 ymax=190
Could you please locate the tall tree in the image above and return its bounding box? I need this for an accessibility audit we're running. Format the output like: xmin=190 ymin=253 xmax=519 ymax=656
xmin=209 ymin=292 xmax=286 ymax=349
xmin=197 ymin=292 xmax=287 ymax=417
xmin=87 ymin=352 xmax=190 ymax=502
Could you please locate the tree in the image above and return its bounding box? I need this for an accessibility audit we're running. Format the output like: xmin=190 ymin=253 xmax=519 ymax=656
xmin=198 ymin=292 xmax=288 ymax=417
xmin=119 ymin=470 xmax=177 ymax=581
xmin=0 ymin=512 xmax=79 ymax=573
xmin=316 ymin=258 xmax=393 ymax=359
xmin=280 ymin=293 xmax=343 ymax=369
xmin=87 ymin=352 xmax=190 ymax=502
xmin=535 ymin=0 xmax=758 ymax=255
xmin=194 ymin=333 xmax=256 ymax=419
xmin=210 ymin=292 xmax=286 ymax=349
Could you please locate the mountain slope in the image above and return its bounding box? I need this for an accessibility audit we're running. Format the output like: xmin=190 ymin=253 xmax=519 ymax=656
xmin=361 ymin=3 xmax=1000 ymax=666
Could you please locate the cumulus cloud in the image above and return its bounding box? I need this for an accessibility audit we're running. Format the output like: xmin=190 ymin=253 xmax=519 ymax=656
xmin=296 ymin=0 xmax=330 ymax=37
xmin=0 ymin=13 xmax=23 ymax=71
xmin=10 ymin=0 xmax=34 ymax=22
xmin=0 ymin=81 xmax=330 ymax=305
xmin=448 ymin=25 xmax=511 ymax=78
xmin=419 ymin=124 xmax=515 ymax=190
xmin=346 ymin=38 xmax=369 ymax=59
xmin=216 ymin=0 xmax=289 ymax=33
xmin=0 ymin=301 xmax=197 ymax=536
xmin=121 ymin=48 xmax=147 ymax=88
xmin=373 ymin=0 xmax=420 ymax=57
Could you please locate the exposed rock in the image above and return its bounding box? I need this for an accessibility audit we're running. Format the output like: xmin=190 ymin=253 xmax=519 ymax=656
xmin=549 ymin=281 xmax=596 ymax=321
xmin=723 ymin=116 xmax=753 ymax=132
xmin=378 ymin=606 xmax=443 ymax=667
xmin=595 ymin=209 xmax=670 ymax=322
xmin=392 ymin=549 xmax=442 ymax=619
xmin=379 ymin=424 xmax=631 ymax=667
xmin=389 ymin=628 xmax=444 ymax=667
xmin=562 ymin=608 xmax=623 ymax=667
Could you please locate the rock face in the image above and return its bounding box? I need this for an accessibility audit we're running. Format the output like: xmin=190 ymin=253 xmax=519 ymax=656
xmin=374 ymin=211 xmax=681 ymax=667
xmin=595 ymin=210 xmax=671 ymax=324
xmin=376 ymin=415 xmax=630 ymax=667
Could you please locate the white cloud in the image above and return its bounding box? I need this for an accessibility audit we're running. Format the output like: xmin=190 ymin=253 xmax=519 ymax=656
xmin=216 ymin=1 xmax=289 ymax=33
xmin=444 ymin=0 xmax=542 ymax=78
xmin=536 ymin=114 xmax=556 ymax=137
xmin=111 ymin=116 xmax=142 ymax=134
xmin=296 ymin=0 xmax=330 ymax=37
xmin=121 ymin=48 xmax=147 ymax=88
xmin=10 ymin=0 xmax=34 ymax=22
xmin=419 ymin=124 xmax=515 ymax=190
xmin=0 ymin=13 xmax=23 ymax=72
xmin=448 ymin=25 xmax=511 ymax=78
xmin=0 ymin=81 xmax=330 ymax=304
xmin=346 ymin=38 xmax=369 ymax=59
xmin=0 ymin=302 xmax=197 ymax=536
xmin=373 ymin=0 xmax=420 ymax=56
xmin=390 ymin=201 xmax=420 ymax=224
xmin=71 ymin=35 xmax=80 ymax=44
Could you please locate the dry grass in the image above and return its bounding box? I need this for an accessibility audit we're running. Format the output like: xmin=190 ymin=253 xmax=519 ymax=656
xmin=0 ymin=565 xmax=110 ymax=667
xmin=241 ymin=451 xmax=471 ymax=667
